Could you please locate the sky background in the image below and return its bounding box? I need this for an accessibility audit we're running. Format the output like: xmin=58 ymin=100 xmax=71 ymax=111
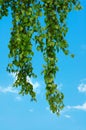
xmin=0 ymin=0 xmax=86 ymax=130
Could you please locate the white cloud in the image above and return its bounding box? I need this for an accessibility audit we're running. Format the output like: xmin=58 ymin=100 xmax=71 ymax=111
xmin=64 ymin=114 xmax=71 ymax=119
xmin=0 ymin=86 xmax=18 ymax=94
xmin=73 ymin=102 xmax=86 ymax=111
xmin=58 ymin=83 xmax=63 ymax=90
xmin=66 ymin=102 xmax=86 ymax=111
xmin=33 ymin=81 xmax=40 ymax=91
xmin=10 ymin=73 xmax=41 ymax=94
xmin=26 ymin=76 xmax=40 ymax=93
xmin=61 ymin=103 xmax=86 ymax=118
xmin=28 ymin=108 xmax=34 ymax=112
xmin=46 ymin=107 xmax=49 ymax=111
xmin=10 ymin=72 xmax=17 ymax=78
xmin=0 ymin=85 xmax=22 ymax=101
xmin=45 ymin=106 xmax=53 ymax=114
xmin=78 ymin=83 xmax=86 ymax=93
xmin=10 ymin=72 xmax=18 ymax=81
xmin=16 ymin=96 xmax=22 ymax=101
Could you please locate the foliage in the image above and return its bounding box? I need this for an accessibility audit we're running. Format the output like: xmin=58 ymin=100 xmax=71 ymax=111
xmin=0 ymin=0 xmax=82 ymax=115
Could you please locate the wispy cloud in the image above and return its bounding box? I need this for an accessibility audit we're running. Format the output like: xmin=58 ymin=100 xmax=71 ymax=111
xmin=78 ymin=83 xmax=86 ymax=93
xmin=64 ymin=114 xmax=71 ymax=119
xmin=10 ymin=72 xmax=18 ymax=81
xmin=66 ymin=102 xmax=86 ymax=111
xmin=46 ymin=106 xmax=49 ymax=111
xmin=10 ymin=73 xmax=41 ymax=94
xmin=10 ymin=72 xmax=17 ymax=78
xmin=26 ymin=76 xmax=40 ymax=93
xmin=58 ymin=83 xmax=63 ymax=90
xmin=0 ymin=86 xmax=18 ymax=94
xmin=72 ymin=102 xmax=86 ymax=111
xmin=28 ymin=108 xmax=34 ymax=112
xmin=0 ymin=85 xmax=22 ymax=101
xmin=46 ymin=106 xmax=71 ymax=118
xmin=15 ymin=96 xmax=22 ymax=101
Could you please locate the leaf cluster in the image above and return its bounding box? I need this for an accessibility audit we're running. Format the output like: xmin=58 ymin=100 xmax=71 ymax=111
xmin=0 ymin=0 xmax=81 ymax=115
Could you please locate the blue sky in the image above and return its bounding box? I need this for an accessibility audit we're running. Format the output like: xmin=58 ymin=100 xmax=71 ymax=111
xmin=0 ymin=1 xmax=86 ymax=130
